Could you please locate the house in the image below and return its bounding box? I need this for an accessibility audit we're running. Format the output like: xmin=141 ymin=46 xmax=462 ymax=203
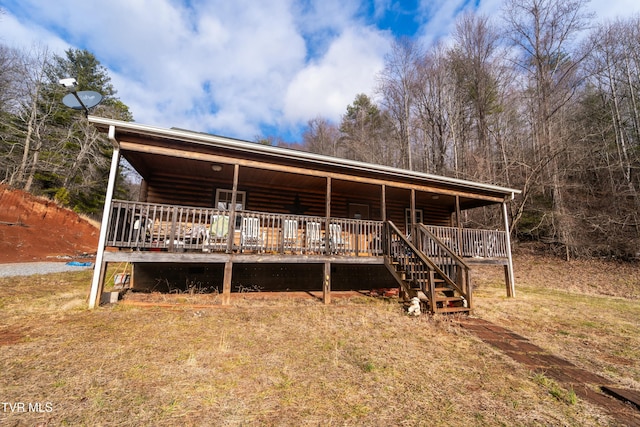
xmin=87 ymin=117 xmax=521 ymax=313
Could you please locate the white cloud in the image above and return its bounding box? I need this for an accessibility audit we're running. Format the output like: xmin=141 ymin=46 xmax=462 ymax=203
xmin=284 ymin=26 xmax=391 ymax=125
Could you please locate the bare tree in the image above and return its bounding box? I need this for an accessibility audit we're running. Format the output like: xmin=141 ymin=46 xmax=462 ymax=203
xmin=412 ymin=43 xmax=456 ymax=175
xmin=377 ymin=38 xmax=423 ymax=170
xmin=302 ymin=117 xmax=341 ymax=157
xmin=503 ymin=0 xmax=592 ymax=259
xmin=449 ymin=12 xmax=504 ymax=183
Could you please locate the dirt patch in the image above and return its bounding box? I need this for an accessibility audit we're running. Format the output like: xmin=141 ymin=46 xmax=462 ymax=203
xmin=0 ymin=327 xmax=27 ymax=346
xmin=0 ymin=185 xmax=99 ymax=263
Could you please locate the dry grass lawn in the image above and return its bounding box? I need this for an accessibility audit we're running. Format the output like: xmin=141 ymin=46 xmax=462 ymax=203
xmin=1 ymin=252 xmax=638 ymax=426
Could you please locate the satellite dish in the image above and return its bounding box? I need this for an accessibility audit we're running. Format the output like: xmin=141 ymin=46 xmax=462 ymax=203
xmin=62 ymin=90 xmax=103 ymax=110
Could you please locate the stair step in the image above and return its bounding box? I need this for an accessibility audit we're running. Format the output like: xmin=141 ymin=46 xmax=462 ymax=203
xmin=435 ymin=298 xmax=464 ymax=304
xmin=437 ymin=306 xmax=471 ymax=314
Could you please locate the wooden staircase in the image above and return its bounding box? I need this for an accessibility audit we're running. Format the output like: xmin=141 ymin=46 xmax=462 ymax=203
xmin=383 ymin=221 xmax=471 ymax=315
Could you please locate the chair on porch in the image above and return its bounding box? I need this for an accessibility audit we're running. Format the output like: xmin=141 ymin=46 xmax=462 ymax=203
xmin=305 ymin=221 xmax=324 ymax=253
xmin=204 ymin=214 xmax=229 ymax=251
xmin=329 ymin=223 xmax=347 ymax=253
xmin=283 ymin=219 xmax=298 ymax=250
xmin=241 ymin=216 xmax=264 ymax=252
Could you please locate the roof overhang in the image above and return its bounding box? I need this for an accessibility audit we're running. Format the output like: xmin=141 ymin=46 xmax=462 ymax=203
xmin=89 ymin=116 xmax=521 ymax=207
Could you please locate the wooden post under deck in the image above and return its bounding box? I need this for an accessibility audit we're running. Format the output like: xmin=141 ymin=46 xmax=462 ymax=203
xmin=323 ymin=262 xmax=331 ymax=304
xmin=223 ymin=260 xmax=233 ymax=305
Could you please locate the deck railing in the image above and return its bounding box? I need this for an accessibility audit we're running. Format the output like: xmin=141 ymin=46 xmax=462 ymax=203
xmin=107 ymin=200 xmax=384 ymax=256
xmin=425 ymin=225 xmax=508 ymax=258
xmin=106 ymin=200 xmax=506 ymax=261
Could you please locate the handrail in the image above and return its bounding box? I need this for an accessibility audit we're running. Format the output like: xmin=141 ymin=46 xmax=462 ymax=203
xmin=385 ymin=220 xmax=436 ymax=310
xmin=425 ymin=225 xmax=508 ymax=259
xmin=416 ymin=224 xmax=470 ymax=269
xmin=414 ymin=223 xmax=471 ymax=301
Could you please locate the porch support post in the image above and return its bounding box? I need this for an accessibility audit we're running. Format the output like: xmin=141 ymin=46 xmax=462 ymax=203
xmin=139 ymin=180 xmax=148 ymax=202
xmin=323 ymin=262 xmax=331 ymax=304
xmin=222 ymin=261 xmax=233 ymax=305
xmin=381 ymin=184 xmax=386 ymax=221
xmin=455 ymin=195 xmax=463 ymax=256
xmin=227 ymin=164 xmax=240 ymax=253
xmin=502 ymin=201 xmax=516 ymax=298
xmin=410 ymin=188 xmax=416 ymax=241
xmin=89 ymin=127 xmax=120 ymax=308
xmin=325 ymin=177 xmax=331 ymax=252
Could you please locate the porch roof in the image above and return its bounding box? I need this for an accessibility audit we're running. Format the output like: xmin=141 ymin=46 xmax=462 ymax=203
xmin=88 ymin=116 xmax=520 ymax=210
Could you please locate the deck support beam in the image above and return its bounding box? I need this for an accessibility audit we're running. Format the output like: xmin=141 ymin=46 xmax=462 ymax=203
xmin=323 ymin=262 xmax=331 ymax=304
xmin=89 ymin=127 xmax=120 ymax=308
xmin=223 ymin=260 xmax=233 ymax=305
xmin=502 ymin=201 xmax=516 ymax=297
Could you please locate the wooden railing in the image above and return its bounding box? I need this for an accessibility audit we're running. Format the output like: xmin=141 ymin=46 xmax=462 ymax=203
xmin=106 ymin=200 xmax=384 ymax=256
xmin=414 ymin=224 xmax=471 ymax=302
xmin=385 ymin=221 xmax=434 ymax=307
xmin=425 ymin=225 xmax=508 ymax=258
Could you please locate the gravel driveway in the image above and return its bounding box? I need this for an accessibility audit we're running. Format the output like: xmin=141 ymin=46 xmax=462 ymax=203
xmin=0 ymin=262 xmax=94 ymax=278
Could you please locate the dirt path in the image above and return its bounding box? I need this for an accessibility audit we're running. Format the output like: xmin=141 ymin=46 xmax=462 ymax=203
xmin=458 ymin=317 xmax=640 ymax=427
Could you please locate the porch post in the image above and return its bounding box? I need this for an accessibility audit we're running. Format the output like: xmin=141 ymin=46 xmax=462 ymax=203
xmin=222 ymin=260 xmax=233 ymax=305
xmin=227 ymin=164 xmax=240 ymax=253
xmin=323 ymin=262 xmax=331 ymax=304
xmin=502 ymin=201 xmax=516 ymax=297
xmin=410 ymin=188 xmax=416 ymax=240
xmin=89 ymin=128 xmax=120 ymax=308
xmin=381 ymin=184 xmax=386 ymax=221
xmin=139 ymin=180 xmax=148 ymax=202
xmin=455 ymin=196 xmax=463 ymax=256
xmin=325 ymin=177 xmax=331 ymax=252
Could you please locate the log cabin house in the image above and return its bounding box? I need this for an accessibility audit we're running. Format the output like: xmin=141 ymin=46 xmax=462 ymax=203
xmin=87 ymin=117 xmax=521 ymax=313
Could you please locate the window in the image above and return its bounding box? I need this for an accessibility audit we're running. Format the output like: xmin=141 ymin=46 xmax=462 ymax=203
xmin=348 ymin=203 xmax=369 ymax=220
xmin=405 ymin=208 xmax=423 ymax=234
xmin=215 ymin=189 xmax=246 ymax=230
xmin=215 ymin=189 xmax=245 ymax=211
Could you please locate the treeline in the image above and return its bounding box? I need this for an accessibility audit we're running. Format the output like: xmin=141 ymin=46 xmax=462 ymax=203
xmin=0 ymin=46 xmax=132 ymax=215
xmin=293 ymin=0 xmax=640 ymax=260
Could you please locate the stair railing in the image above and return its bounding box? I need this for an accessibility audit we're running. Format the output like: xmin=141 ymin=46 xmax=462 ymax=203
xmin=414 ymin=223 xmax=471 ymax=305
xmin=385 ymin=221 xmax=431 ymax=296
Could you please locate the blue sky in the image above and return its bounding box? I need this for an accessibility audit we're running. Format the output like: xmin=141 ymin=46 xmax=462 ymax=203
xmin=0 ymin=0 xmax=637 ymax=143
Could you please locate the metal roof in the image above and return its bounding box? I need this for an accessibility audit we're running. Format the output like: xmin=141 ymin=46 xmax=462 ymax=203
xmin=88 ymin=116 xmax=521 ymax=201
